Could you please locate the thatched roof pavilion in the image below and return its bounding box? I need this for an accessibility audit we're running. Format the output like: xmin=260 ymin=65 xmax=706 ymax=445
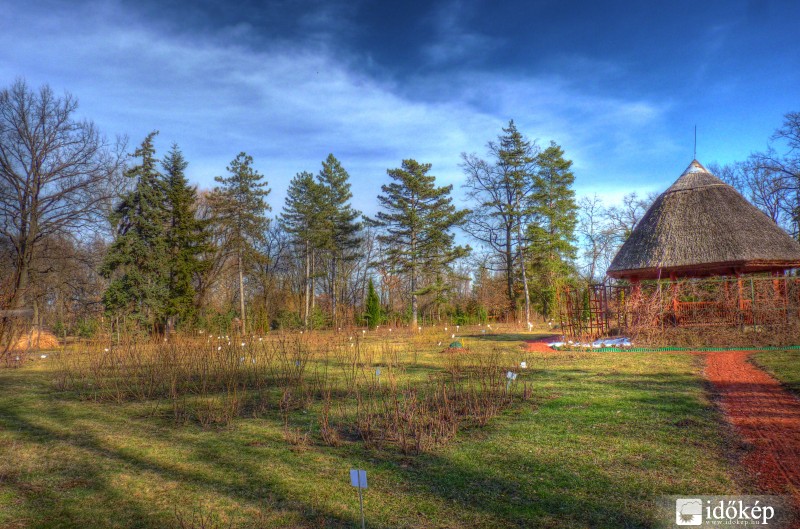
xmin=607 ymin=160 xmax=800 ymax=280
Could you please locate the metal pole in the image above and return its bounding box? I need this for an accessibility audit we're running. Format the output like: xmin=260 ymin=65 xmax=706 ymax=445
xmin=357 ymin=472 xmax=365 ymax=529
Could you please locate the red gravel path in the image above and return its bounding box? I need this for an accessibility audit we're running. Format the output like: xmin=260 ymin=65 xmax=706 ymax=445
xmin=524 ymin=335 xmax=561 ymax=353
xmin=704 ymin=351 xmax=800 ymax=506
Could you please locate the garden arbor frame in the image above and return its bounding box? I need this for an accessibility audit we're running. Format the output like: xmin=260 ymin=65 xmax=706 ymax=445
xmin=560 ymin=160 xmax=800 ymax=339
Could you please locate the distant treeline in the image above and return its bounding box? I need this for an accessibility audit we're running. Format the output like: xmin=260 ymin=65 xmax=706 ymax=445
xmin=1 ymin=79 xmax=797 ymax=335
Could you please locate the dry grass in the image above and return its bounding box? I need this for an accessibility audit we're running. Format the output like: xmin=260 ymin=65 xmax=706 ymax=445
xmin=51 ymin=326 xmax=529 ymax=449
xmin=0 ymin=324 xmax=749 ymax=528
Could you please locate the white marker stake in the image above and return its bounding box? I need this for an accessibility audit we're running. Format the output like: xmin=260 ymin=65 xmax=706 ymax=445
xmin=506 ymin=371 xmax=517 ymax=392
xmin=349 ymin=469 xmax=367 ymax=529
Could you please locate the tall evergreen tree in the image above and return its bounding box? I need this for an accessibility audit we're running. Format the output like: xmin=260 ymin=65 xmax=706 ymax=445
xmin=316 ymin=154 xmax=362 ymax=324
xmin=207 ymin=153 xmax=271 ymax=333
xmin=161 ymin=145 xmax=210 ymax=329
xmin=364 ymin=278 xmax=382 ymax=329
xmin=281 ymin=171 xmax=327 ymax=328
xmin=101 ymin=132 xmax=169 ymax=330
xmin=527 ymin=141 xmax=578 ymax=318
xmin=371 ymin=159 xmax=469 ymax=327
xmin=496 ymin=121 xmax=538 ymax=325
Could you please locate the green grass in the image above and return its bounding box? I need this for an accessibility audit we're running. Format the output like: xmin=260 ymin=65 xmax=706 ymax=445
xmin=751 ymin=350 xmax=800 ymax=396
xmin=0 ymin=330 xmax=748 ymax=528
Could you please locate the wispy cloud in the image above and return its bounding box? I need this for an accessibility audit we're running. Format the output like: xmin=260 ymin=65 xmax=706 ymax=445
xmin=421 ymin=0 xmax=502 ymax=66
xmin=0 ymin=0 xmax=675 ymax=212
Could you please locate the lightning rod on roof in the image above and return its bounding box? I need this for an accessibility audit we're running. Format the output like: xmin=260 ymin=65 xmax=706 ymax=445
xmin=694 ymin=125 xmax=697 ymax=160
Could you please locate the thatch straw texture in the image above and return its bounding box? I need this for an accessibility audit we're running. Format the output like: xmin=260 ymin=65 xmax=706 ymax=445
xmin=607 ymin=160 xmax=800 ymax=279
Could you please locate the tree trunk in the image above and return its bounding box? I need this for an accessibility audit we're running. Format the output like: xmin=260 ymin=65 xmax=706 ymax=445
xmin=331 ymin=255 xmax=337 ymax=327
xmin=238 ymin=250 xmax=246 ymax=334
xmin=505 ymin=225 xmax=514 ymax=314
xmin=411 ymin=277 xmax=418 ymax=328
xmin=303 ymin=240 xmax=310 ymax=328
xmin=411 ymin=231 xmax=418 ymax=328
xmin=310 ymin=249 xmax=315 ymax=329
xmin=10 ymin=238 xmax=33 ymax=310
xmin=517 ymin=222 xmax=531 ymax=325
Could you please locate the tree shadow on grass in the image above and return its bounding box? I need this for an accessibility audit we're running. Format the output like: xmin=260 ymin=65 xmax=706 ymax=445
xmin=352 ymin=367 xmax=741 ymax=528
xmin=0 ymin=360 xmax=743 ymax=529
xmin=0 ymin=401 xmax=367 ymax=529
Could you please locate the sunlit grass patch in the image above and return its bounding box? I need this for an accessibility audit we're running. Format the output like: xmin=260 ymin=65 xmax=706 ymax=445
xmin=0 ymin=328 xmax=747 ymax=528
xmin=751 ymin=350 xmax=800 ymax=396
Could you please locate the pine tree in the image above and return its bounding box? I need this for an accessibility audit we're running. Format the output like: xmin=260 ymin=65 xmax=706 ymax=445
xmin=364 ymin=278 xmax=382 ymax=329
xmin=281 ymin=171 xmax=327 ymax=328
xmin=496 ymin=121 xmax=538 ymax=325
xmin=316 ymin=154 xmax=362 ymax=324
xmin=161 ymin=145 xmax=210 ymax=330
xmin=207 ymin=153 xmax=271 ymax=334
xmin=461 ymin=120 xmax=538 ymax=320
xmin=101 ymin=132 xmax=169 ymax=331
xmin=371 ymin=159 xmax=469 ymax=327
xmin=528 ymin=141 xmax=578 ymax=319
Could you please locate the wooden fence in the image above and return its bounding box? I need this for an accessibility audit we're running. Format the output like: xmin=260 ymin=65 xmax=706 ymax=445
xmin=559 ymin=275 xmax=800 ymax=339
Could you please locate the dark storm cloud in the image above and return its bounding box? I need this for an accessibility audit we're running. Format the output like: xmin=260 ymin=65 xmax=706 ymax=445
xmin=1 ymin=0 xmax=798 ymax=211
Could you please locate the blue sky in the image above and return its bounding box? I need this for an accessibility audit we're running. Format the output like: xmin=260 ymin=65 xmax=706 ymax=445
xmin=2 ymin=0 xmax=799 ymax=214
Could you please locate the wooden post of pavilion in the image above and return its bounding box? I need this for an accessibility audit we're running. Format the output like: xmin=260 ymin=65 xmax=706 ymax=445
xmin=669 ymin=272 xmax=679 ymax=325
xmin=735 ymin=269 xmax=748 ymax=327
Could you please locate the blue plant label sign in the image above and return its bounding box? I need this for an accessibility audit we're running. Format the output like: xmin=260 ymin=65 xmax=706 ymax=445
xmin=350 ymin=469 xmax=367 ymax=489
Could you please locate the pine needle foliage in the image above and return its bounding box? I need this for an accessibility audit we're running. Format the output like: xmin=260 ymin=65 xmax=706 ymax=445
xmin=101 ymin=131 xmax=169 ymax=330
xmin=370 ymin=159 xmax=470 ymax=327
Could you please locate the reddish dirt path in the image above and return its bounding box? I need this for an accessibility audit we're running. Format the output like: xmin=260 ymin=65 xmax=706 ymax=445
xmin=704 ymin=351 xmax=800 ymax=505
xmin=524 ymin=335 xmax=561 ymax=353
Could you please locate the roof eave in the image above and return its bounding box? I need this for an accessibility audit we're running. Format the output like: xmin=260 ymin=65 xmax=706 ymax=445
xmin=607 ymin=259 xmax=800 ymax=280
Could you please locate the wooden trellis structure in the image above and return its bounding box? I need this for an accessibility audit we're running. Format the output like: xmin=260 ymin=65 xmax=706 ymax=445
xmin=559 ymin=276 xmax=800 ymax=339
xmin=558 ymin=285 xmax=609 ymax=339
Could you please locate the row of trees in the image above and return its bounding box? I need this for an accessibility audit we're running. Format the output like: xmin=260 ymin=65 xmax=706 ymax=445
xmin=93 ymin=137 xmax=482 ymax=332
xmin=3 ymin=79 xmax=797 ymax=335
xmin=0 ymin=80 xmax=580 ymax=333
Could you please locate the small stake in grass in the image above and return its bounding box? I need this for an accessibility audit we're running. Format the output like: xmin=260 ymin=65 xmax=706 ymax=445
xmin=375 ymin=367 xmax=381 ymax=386
xmin=506 ymin=371 xmax=517 ymax=392
xmin=349 ymin=469 xmax=368 ymax=529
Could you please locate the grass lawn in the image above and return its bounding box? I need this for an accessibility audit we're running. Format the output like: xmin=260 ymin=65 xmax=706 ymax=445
xmin=0 ymin=329 xmax=747 ymax=528
xmin=751 ymin=350 xmax=800 ymax=396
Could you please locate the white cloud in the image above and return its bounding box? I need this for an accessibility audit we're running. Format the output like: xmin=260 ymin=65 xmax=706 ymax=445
xmin=0 ymin=0 xmax=677 ymax=215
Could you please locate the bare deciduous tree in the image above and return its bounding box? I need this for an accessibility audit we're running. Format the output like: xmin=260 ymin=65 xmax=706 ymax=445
xmin=576 ymin=195 xmax=612 ymax=282
xmin=0 ymin=79 xmax=121 ymax=310
xmin=750 ymin=112 xmax=800 ymax=239
xmin=711 ymin=160 xmax=790 ymax=229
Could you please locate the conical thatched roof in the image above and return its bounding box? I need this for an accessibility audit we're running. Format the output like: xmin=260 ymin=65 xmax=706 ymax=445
xmin=607 ymin=160 xmax=800 ymax=279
